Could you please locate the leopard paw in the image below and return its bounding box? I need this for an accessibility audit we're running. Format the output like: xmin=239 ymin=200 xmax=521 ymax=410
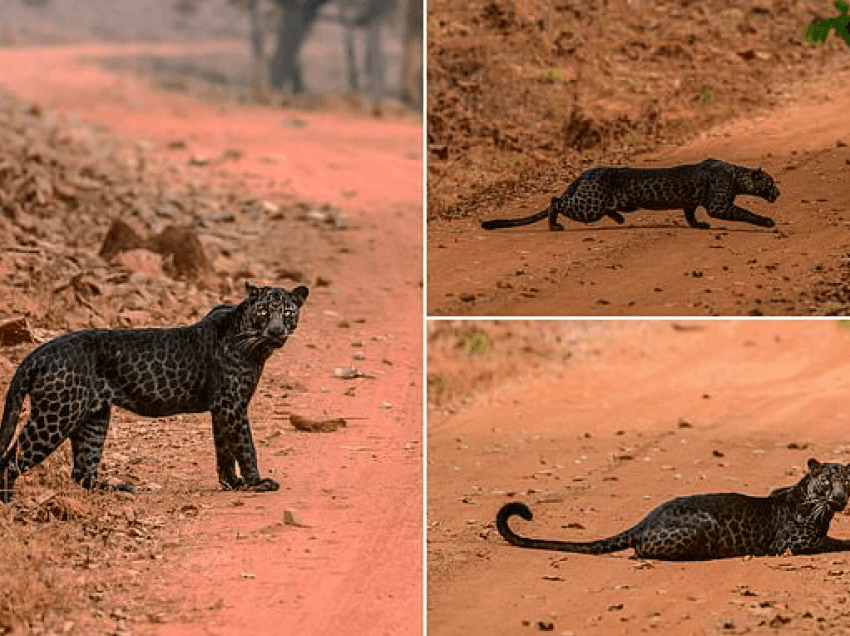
xmin=219 ymin=477 xmax=245 ymax=491
xmin=241 ymin=478 xmax=280 ymax=493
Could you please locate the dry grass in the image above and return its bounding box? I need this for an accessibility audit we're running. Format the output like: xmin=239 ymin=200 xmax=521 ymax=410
xmin=427 ymin=320 xmax=653 ymax=413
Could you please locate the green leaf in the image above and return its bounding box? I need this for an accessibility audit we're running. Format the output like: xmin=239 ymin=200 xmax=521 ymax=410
xmin=803 ymin=20 xmax=833 ymax=44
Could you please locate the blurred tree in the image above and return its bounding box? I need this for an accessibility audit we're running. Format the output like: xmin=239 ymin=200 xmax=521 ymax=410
xmin=239 ymin=0 xmax=421 ymax=111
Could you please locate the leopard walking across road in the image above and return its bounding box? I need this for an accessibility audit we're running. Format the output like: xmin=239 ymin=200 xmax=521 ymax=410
xmin=481 ymin=159 xmax=780 ymax=231
xmin=0 ymin=283 xmax=308 ymax=502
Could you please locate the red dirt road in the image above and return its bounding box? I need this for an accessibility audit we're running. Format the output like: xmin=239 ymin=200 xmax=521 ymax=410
xmin=0 ymin=42 xmax=422 ymax=634
xmin=428 ymin=320 xmax=850 ymax=635
xmin=428 ymin=73 xmax=850 ymax=316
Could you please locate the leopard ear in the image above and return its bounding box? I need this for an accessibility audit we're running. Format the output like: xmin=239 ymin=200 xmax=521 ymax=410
xmin=807 ymin=458 xmax=823 ymax=473
xmin=291 ymin=286 xmax=309 ymax=306
xmin=245 ymin=282 xmax=261 ymax=298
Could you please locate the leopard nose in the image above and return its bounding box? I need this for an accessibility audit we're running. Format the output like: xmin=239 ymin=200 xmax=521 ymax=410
xmin=266 ymin=322 xmax=286 ymax=338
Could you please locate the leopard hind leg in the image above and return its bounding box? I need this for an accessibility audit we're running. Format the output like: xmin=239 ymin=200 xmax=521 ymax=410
xmin=0 ymin=446 xmax=21 ymax=503
xmin=547 ymin=196 xmax=565 ymax=231
xmin=684 ymin=206 xmax=710 ymax=229
xmin=70 ymin=405 xmax=135 ymax=494
xmin=3 ymin=404 xmax=78 ymax=501
xmin=565 ymin=183 xmax=612 ymax=225
xmin=606 ymin=210 xmax=626 ymax=224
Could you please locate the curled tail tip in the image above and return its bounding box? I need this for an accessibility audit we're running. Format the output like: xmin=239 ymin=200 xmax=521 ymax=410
xmin=496 ymin=501 xmax=534 ymax=547
xmin=497 ymin=501 xmax=533 ymax=525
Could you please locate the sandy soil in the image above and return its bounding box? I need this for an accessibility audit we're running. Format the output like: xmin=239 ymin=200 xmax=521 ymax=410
xmin=0 ymin=36 xmax=421 ymax=636
xmin=426 ymin=0 xmax=850 ymax=317
xmin=429 ymin=82 xmax=850 ymax=316
xmin=427 ymin=320 xmax=850 ymax=634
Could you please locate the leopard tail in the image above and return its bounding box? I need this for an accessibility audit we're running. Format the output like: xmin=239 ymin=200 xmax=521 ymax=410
xmin=496 ymin=502 xmax=636 ymax=555
xmin=0 ymin=360 xmax=31 ymax=462
xmin=481 ymin=208 xmax=549 ymax=230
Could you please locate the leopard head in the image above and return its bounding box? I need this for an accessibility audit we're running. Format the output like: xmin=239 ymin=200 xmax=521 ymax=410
xmin=742 ymin=167 xmax=780 ymax=203
xmin=238 ymin=282 xmax=309 ymax=354
xmin=798 ymin=458 xmax=850 ymax=523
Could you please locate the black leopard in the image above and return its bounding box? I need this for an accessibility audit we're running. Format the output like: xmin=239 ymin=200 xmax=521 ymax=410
xmin=496 ymin=458 xmax=850 ymax=561
xmin=0 ymin=283 xmax=309 ymax=503
xmin=481 ymin=159 xmax=780 ymax=231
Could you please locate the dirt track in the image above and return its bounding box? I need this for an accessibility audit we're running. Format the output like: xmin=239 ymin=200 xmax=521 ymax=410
xmin=428 ymin=320 xmax=850 ymax=634
xmin=0 ymin=38 xmax=421 ymax=636
xmin=426 ymin=0 xmax=850 ymax=317
xmin=428 ymin=73 xmax=850 ymax=316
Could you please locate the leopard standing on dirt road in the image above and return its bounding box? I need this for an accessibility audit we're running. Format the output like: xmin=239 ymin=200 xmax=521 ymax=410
xmin=481 ymin=159 xmax=780 ymax=231
xmin=497 ymin=458 xmax=850 ymax=560
xmin=0 ymin=283 xmax=308 ymax=502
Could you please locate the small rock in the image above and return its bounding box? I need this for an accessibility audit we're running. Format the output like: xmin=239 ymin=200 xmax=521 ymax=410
xmin=334 ymin=366 xmax=358 ymax=379
xmin=283 ymin=508 xmax=309 ymax=527
xmin=289 ymin=414 xmax=347 ymax=433
xmin=0 ymin=316 xmax=33 ymax=347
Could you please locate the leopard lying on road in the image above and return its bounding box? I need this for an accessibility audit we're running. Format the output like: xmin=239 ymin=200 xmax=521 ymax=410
xmin=0 ymin=282 xmax=309 ymax=503
xmin=481 ymin=159 xmax=780 ymax=231
xmin=496 ymin=458 xmax=850 ymax=560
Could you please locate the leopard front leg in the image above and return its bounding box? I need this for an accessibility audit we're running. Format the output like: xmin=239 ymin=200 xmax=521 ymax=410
xmin=805 ymin=536 xmax=850 ymax=554
xmin=211 ymin=409 xmax=279 ymax=493
xmin=706 ymin=195 xmax=775 ymax=228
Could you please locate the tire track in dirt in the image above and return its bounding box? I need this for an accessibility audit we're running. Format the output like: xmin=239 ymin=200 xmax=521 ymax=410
xmin=0 ymin=42 xmax=421 ymax=635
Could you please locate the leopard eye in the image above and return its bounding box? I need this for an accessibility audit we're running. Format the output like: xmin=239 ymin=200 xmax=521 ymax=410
xmin=257 ymin=308 xmax=268 ymax=318
xmin=813 ymin=479 xmax=830 ymax=495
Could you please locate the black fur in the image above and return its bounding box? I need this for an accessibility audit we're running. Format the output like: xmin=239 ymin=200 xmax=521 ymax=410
xmin=481 ymin=159 xmax=780 ymax=231
xmin=497 ymin=459 xmax=850 ymax=560
xmin=0 ymin=283 xmax=308 ymax=502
